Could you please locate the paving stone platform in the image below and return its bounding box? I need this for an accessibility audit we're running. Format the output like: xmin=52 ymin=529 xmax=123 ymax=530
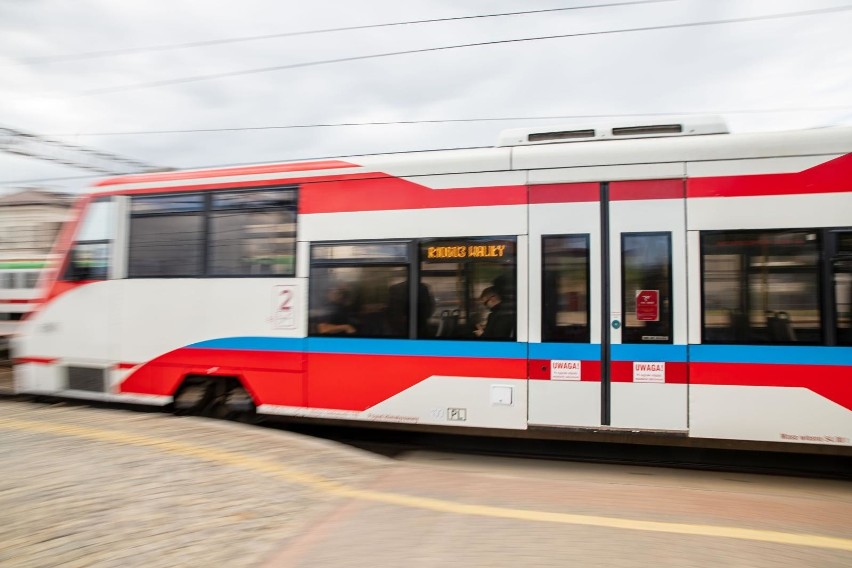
xmin=1 ymin=400 xmax=850 ymax=567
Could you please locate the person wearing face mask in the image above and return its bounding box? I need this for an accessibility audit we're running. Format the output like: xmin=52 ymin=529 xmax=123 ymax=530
xmin=474 ymin=286 xmax=514 ymax=339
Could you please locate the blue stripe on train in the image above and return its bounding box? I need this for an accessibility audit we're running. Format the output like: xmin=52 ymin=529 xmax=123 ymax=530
xmin=504 ymin=344 xmax=691 ymax=361
xmin=689 ymin=345 xmax=852 ymax=366
xmin=189 ymin=337 xmax=852 ymax=366
xmin=190 ymin=336 xmax=528 ymax=359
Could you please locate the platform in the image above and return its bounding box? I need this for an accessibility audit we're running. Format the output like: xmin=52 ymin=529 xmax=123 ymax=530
xmin=0 ymin=400 xmax=850 ymax=567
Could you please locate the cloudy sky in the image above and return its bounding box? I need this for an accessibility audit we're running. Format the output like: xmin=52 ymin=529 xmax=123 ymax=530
xmin=2 ymin=0 xmax=852 ymax=193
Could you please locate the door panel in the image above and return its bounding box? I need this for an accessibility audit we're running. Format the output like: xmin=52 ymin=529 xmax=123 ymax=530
xmin=528 ymin=188 xmax=602 ymax=427
xmin=608 ymin=181 xmax=687 ymax=430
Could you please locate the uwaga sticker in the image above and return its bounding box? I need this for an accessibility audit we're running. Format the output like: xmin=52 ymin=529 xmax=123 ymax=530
xmin=551 ymin=360 xmax=581 ymax=381
xmin=633 ymin=361 xmax=665 ymax=383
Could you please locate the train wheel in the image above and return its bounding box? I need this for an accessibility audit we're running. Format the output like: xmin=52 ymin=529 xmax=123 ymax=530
xmin=224 ymin=383 xmax=257 ymax=423
xmin=172 ymin=376 xmax=256 ymax=423
xmin=172 ymin=378 xmax=213 ymax=416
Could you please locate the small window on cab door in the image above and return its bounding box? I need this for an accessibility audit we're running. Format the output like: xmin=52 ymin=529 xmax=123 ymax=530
xmin=63 ymin=198 xmax=115 ymax=281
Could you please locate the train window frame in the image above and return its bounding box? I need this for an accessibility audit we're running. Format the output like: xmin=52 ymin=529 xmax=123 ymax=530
xmin=700 ymin=228 xmax=824 ymax=346
xmin=541 ymin=234 xmax=591 ymax=343
xmin=127 ymin=186 xmax=298 ymax=279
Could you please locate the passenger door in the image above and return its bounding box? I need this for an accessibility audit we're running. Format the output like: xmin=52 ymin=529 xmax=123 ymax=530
xmin=528 ymin=179 xmax=688 ymax=431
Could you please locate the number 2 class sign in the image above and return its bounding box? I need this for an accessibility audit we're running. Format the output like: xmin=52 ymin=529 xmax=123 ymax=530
xmin=635 ymin=290 xmax=660 ymax=322
xmin=272 ymin=285 xmax=297 ymax=329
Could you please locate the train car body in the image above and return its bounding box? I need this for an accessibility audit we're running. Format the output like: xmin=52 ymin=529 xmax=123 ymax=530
xmin=12 ymin=117 xmax=852 ymax=451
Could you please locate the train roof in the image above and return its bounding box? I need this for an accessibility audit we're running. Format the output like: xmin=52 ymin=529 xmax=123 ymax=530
xmin=90 ymin=118 xmax=852 ymax=196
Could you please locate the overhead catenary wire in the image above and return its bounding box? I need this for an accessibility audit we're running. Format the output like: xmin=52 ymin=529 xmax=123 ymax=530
xmin=16 ymin=1 xmax=675 ymax=65
xmin=44 ymin=106 xmax=852 ymax=137
xmin=68 ymin=5 xmax=852 ymax=97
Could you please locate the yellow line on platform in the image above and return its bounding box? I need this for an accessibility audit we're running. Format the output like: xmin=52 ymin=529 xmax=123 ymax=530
xmin=2 ymin=415 xmax=851 ymax=553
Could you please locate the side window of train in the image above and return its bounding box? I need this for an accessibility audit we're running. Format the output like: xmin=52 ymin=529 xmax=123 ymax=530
xmin=307 ymin=237 xmax=517 ymax=341
xmin=621 ymin=233 xmax=673 ymax=344
xmin=209 ymin=188 xmax=297 ymax=276
xmin=128 ymin=186 xmax=297 ymax=278
xmin=419 ymin=237 xmax=516 ymax=341
xmin=542 ymin=235 xmax=590 ymax=343
xmin=129 ymin=193 xmax=205 ymax=277
xmin=309 ymin=242 xmax=411 ymax=339
xmin=64 ymin=198 xmax=114 ymax=281
xmin=701 ymin=230 xmax=822 ymax=345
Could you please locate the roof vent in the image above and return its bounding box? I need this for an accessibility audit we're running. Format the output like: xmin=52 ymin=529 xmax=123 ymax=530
xmin=497 ymin=115 xmax=728 ymax=146
xmin=528 ymin=129 xmax=596 ymax=142
xmin=611 ymin=124 xmax=682 ymax=136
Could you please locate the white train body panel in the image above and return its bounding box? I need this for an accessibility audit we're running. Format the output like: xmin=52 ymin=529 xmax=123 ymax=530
xmin=691 ymin=386 xmax=852 ymax=444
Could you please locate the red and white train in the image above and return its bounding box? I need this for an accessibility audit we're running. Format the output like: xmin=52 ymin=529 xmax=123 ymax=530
xmin=12 ymin=116 xmax=852 ymax=452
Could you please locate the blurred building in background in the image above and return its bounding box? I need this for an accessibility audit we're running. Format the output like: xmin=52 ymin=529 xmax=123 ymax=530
xmin=0 ymin=188 xmax=74 ymax=341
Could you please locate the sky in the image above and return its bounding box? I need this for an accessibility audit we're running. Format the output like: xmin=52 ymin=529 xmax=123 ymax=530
xmin=1 ymin=0 xmax=852 ymax=194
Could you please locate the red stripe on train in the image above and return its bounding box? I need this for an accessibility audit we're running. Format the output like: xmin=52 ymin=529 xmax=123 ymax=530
xmin=117 ymin=348 xmax=851 ymax=411
xmin=688 ymin=153 xmax=852 ymax=198
xmin=95 ymin=160 xmax=356 ymax=187
xmin=691 ymin=362 xmax=852 ymax=411
xmin=300 ymin=177 xmax=527 ymax=213
xmin=529 ymin=183 xmax=599 ymax=204
xmin=14 ymin=357 xmax=57 ymax=365
xmin=90 ymin=152 xmax=852 ymax=210
xmin=529 ymin=180 xmax=685 ymax=204
xmin=610 ymin=179 xmax=683 ymax=200
xmin=118 ymin=347 xmax=526 ymax=411
xmin=528 ymin=360 xmax=686 ymax=383
xmin=96 ymin=172 xmax=365 ymax=197
xmin=305 ymin=352 xmax=525 ymax=410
